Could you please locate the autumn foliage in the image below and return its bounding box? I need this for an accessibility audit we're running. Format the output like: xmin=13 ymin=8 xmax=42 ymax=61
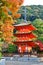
xmin=0 ymin=0 xmax=24 ymax=44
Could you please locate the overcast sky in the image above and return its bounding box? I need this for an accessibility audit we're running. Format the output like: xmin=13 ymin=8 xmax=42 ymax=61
xmin=23 ymin=0 xmax=43 ymax=6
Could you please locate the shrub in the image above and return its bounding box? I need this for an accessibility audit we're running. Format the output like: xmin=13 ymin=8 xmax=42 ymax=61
xmin=7 ymin=44 xmax=18 ymax=53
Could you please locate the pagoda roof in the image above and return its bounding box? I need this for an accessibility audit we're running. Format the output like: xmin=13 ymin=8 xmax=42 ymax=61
xmin=35 ymin=40 xmax=43 ymax=51
xmin=14 ymin=33 xmax=37 ymax=38
xmin=13 ymin=41 xmax=36 ymax=47
xmin=14 ymin=32 xmax=37 ymax=43
xmin=14 ymin=22 xmax=37 ymax=31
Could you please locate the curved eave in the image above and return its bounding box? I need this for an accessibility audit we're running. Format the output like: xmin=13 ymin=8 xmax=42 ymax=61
xmin=14 ymin=40 xmax=33 ymax=43
xmin=14 ymin=38 xmax=37 ymax=43
xmin=14 ymin=31 xmax=31 ymax=35
xmin=14 ymin=22 xmax=31 ymax=26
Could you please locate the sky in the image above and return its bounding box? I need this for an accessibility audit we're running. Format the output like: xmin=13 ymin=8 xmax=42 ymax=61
xmin=23 ymin=0 xmax=43 ymax=6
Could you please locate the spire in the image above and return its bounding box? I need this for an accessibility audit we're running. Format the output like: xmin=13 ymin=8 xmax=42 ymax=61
xmin=24 ymin=7 xmax=27 ymax=22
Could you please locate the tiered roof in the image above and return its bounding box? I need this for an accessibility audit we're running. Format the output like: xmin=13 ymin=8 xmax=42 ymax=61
xmin=14 ymin=23 xmax=37 ymax=43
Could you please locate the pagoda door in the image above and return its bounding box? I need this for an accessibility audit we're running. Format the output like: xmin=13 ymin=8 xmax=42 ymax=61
xmin=18 ymin=44 xmax=28 ymax=53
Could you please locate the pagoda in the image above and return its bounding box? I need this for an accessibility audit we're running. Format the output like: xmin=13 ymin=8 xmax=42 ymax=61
xmin=14 ymin=22 xmax=37 ymax=53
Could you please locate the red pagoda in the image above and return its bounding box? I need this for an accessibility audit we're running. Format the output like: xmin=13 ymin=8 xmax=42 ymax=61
xmin=14 ymin=22 xmax=37 ymax=53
